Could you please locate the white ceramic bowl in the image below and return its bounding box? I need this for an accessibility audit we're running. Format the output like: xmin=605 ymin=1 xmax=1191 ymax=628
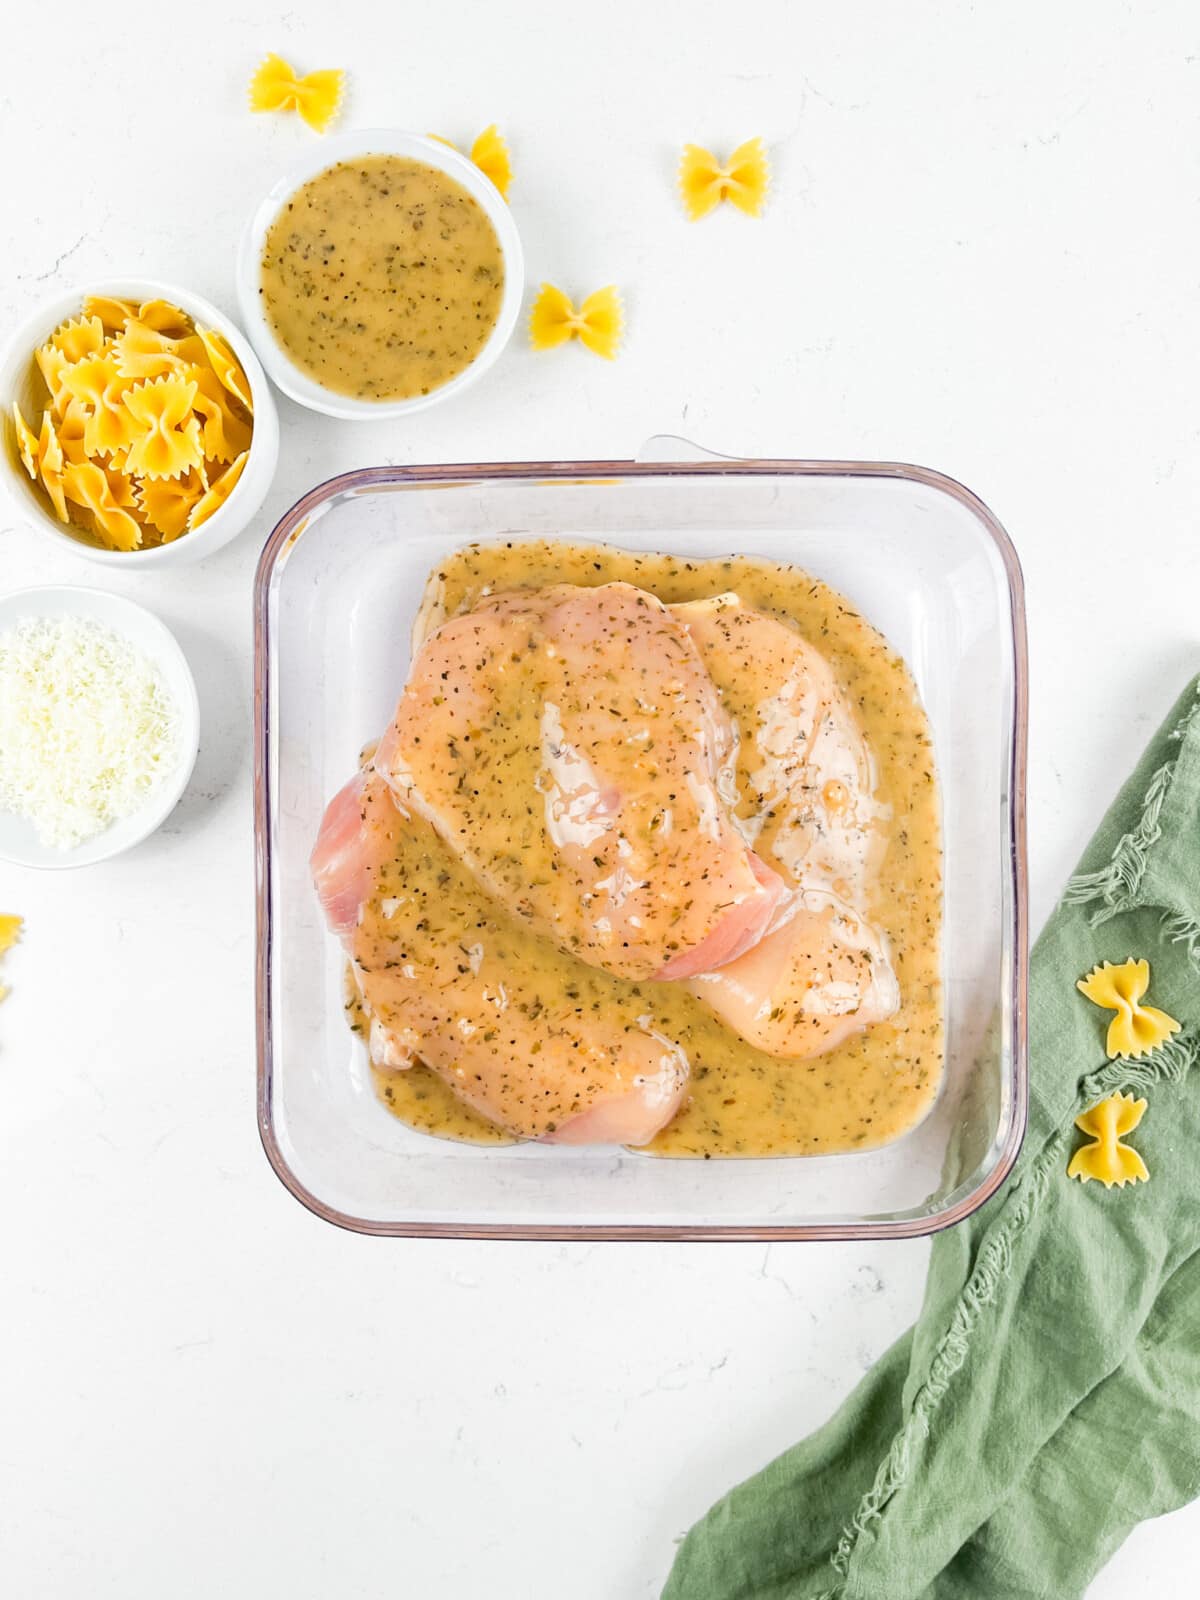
xmin=0 ymin=279 xmax=279 ymax=568
xmin=236 ymin=129 xmax=524 ymax=421
xmin=0 ymin=586 xmax=200 ymax=869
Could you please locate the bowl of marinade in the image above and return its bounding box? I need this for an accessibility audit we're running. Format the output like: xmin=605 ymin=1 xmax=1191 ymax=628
xmin=236 ymin=129 xmax=525 ymax=421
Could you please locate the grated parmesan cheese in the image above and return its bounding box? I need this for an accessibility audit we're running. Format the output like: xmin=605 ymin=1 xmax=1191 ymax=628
xmin=0 ymin=615 xmax=182 ymax=850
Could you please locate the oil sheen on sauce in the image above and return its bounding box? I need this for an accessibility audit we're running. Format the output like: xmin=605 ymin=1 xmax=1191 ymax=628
xmin=260 ymin=155 xmax=504 ymax=401
xmin=359 ymin=540 xmax=945 ymax=1158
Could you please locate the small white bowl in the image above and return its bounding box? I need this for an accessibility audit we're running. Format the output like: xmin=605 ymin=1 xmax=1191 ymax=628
xmin=0 ymin=278 xmax=280 ymax=568
xmin=0 ymin=586 xmax=200 ymax=869
xmin=236 ymin=129 xmax=524 ymax=421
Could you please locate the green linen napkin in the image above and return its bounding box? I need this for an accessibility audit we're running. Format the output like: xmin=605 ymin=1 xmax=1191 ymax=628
xmin=665 ymin=676 xmax=1200 ymax=1600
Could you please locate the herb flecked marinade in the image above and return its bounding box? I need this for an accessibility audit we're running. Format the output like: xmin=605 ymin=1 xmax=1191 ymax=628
xmin=260 ymin=155 xmax=504 ymax=401
xmin=363 ymin=540 xmax=944 ymax=1158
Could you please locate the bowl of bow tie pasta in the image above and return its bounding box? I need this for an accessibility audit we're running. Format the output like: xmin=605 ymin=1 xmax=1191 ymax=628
xmin=0 ymin=279 xmax=279 ymax=566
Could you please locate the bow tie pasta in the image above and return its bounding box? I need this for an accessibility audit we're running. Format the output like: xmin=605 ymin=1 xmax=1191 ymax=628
xmin=8 ymin=297 xmax=254 ymax=551
xmin=428 ymin=126 xmax=514 ymax=199
xmin=678 ymin=138 xmax=771 ymax=220
xmin=248 ymin=54 xmax=344 ymax=135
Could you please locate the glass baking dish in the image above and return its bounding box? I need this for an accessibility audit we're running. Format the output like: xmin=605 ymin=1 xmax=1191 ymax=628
xmin=254 ymin=449 xmax=1028 ymax=1239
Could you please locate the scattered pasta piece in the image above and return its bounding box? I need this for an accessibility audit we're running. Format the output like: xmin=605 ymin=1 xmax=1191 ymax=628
xmin=189 ymin=451 xmax=248 ymax=534
xmin=1068 ymin=1091 xmax=1149 ymax=1188
xmin=679 ymin=137 xmax=771 ymax=220
xmin=10 ymin=299 xmax=254 ymax=549
xmin=0 ymin=908 xmax=20 ymax=1002
xmin=529 ymin=284 xmax=623 ymax=359
xmin=529 ymin=285 xmax=577 ymax=350
xmin=469 ymin=125 xmax=513 ymax=198
xmin=248 ymin=53 xmax=344 ymax=134
xmin=431 ymin=126 xmax=513 ymax=199
xmin=1077 ymin=958 xmax=1180 ymax=1061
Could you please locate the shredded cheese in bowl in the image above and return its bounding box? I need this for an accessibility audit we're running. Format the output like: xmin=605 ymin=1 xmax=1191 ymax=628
xmin=0 ymin=615 xmax=182 ymax=850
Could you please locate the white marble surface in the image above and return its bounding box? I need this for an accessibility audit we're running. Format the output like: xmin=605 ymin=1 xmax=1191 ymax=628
xmin=2 ymin=2 xmax=1198 ymax=1594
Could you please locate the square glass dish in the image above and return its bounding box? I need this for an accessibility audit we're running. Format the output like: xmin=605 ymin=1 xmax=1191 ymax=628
xmin=254 ymin=450 xmax=1028 ymax=1239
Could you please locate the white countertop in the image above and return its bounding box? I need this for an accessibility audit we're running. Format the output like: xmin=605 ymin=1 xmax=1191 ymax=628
xmin=2 ymin=2 xmax=1198 ymax=1594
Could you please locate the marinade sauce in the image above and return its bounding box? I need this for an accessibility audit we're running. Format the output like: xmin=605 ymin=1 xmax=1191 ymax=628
xmin=261 ymin=155 xmax=504 ymax=401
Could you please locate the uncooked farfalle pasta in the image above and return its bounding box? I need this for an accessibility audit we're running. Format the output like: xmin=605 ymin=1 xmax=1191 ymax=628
xmin=529 ymin=285 xmax=624 ymax=358
xmin=9 ymin=298 xmax=253 ymax=551
xmin=430 ymin=126 xmax=514 ymax=199
xmin=678 ymin=138 xmax=771 ymax=220
xmin=1076 ymin=958 xmax=1180 ymax=1061
xmin=248 ymin=54 xmax=344 ymax=134
xmin=1067 ymin=1091 xmax=1150 ymax=1188
xmin=0 ymin=914 xmax=21 ymax=1005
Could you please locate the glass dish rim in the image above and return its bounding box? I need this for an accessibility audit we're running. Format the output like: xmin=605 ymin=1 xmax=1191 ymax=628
xmin=253 ymin=456 xmax=1030 ymax=1241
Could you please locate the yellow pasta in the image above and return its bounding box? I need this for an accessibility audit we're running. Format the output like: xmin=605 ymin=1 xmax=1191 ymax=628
xmin=1068 ymin=1091 xmax=1149 ymax=1188
xmin=18 ymin=301 xmax=253 ymax=549
xmin=62 ymin=461 xmax=142 ymax=551
xmin=91 ymin=502 xmax=142 ymax=551
xmin=112 ymin=320 xmax=207 ymax=382
xmin=36 ymin=412 xmax=69 ymax=522
xmin=197 ymin=327 xmax=253 ymax=412
xmin=470 ymin=126 xmax=513 ymax=198
xmin=248 ymin=53 xmax=344 ymax=134
xmin=136 ymin=299 xmax=194 ymax=336
xmin=48 ymin=315 xmax=105 ymax=363
xmin=121 ymin=375 xmax=204 ymax=481
xmin=37 ymin=412 xmax=64 ymax=475
xmin=529 ymin=284 xmax=623 ymax=359
xmin=11 ymin=401 xmax=39 ymax=478
xmin=191 ymin=367 xmax=253 ymax=460
xmin=137 ymin=470 xmax=206 ymax=542
xmin=58 ymin=400 xmax=91 ymax=464
xmin=82 ymin=295 xmax=138 ymax=333
xmin=0 ymin=911 xmax=19 ymax=1005
xmin=1077 ymin=958 xmax=1180 ymax=1061
xmin=679 ymin=137 xmax=771 ymax=220
xmin=34 ymin=342 xmax=75 ymax=418
xmin=58 ymin=353 xmax=137 ymax=457
xmin=102 ymin=460 xmax=139 ymax=509
xmin=431 ymin=126 xmax=513 ymax=199
xmin=189 ymin=451 xmax=248 ymax=533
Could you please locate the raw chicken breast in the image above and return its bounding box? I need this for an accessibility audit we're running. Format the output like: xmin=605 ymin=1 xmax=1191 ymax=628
xmin=374 ymin=582 xmax=784 ymax=983
xmin=311 ymin=769 xmax=689 ymax=1144
xmin=671 ymin=595 xmax=900 ymax=1058
xmin=686 ymin=890 xmax=900 ymax=1058
xmin=311 ymin=773 xmax=376 ymax=941
xmin=671 ymin=594 xmax=887 ymax=897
